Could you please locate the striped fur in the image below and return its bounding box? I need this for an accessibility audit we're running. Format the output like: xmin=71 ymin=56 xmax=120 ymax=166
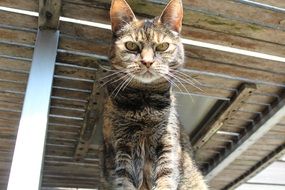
xmin=102 ymin=0 xmax=208 ymax=189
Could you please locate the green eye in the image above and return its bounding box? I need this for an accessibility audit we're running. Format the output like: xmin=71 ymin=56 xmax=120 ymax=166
xmin=156 ymin=42 xmax=169 ymax=51
xmin=125 ymin=41 xmax=139 ymax=51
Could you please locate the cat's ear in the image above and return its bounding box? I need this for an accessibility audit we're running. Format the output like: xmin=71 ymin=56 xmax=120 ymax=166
xmin=110 ymin=0 xmax=136 ymax=33
xmin=159 ymin=0 xmax=183 ymax=33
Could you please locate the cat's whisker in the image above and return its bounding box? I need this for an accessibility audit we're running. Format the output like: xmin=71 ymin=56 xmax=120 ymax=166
xmin=100 ymin=70 xmax=127 ymax=81
xmin=100 ymin=68 xmax=137 ymax=87
xmin=110 ymin=75 xmax=130 ymax=97
xmin=170 ymin=69 xmax=203 ymax=86
xmin=171 ymin=73 xmax=204 ymax=93
xmin=100 ymin=73 xmax=124 ymax=87
xmin=122 ymin=75 xmax=134 ymax=91
xmin=166 ymin=72 xmax=194 ymax=102
xmin=155 ymin=70 xmax=184 ymax=94
xmin=170 ymin=70 xmax=202 ymax=86
xmin=99 ymin=65 xmax=120 ymax=72
xmin=113 ymin=74 xmax=133 ymax=98
xmin=168 ymin=69 xmax=205 ymax=93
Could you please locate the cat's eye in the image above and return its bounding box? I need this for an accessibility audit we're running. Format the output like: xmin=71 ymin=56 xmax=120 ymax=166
xmin=156 ymin=42 xmax=169 ymax=51
xmin=125 ymin=41 xmax=139 ymax=51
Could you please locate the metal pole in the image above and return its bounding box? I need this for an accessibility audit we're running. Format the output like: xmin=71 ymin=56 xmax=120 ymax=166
xmin=7 ymin=30 xmax=59 ymax=190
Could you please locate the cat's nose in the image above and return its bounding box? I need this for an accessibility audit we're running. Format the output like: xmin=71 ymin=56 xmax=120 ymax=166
xmin=141 ymin=60 xmax=153 ymax=68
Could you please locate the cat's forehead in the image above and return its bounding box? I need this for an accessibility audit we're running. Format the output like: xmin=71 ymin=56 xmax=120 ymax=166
xmin=118 ymin=18 xmax=177 ymax=43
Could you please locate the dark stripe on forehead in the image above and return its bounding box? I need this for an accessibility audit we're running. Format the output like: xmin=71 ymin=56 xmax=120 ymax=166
xmin=144 ymin=19 xmax=154 ymax=29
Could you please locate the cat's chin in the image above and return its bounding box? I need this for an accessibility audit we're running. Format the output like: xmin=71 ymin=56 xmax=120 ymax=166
xmin=134 ymin=74 xmax=162 ymax=84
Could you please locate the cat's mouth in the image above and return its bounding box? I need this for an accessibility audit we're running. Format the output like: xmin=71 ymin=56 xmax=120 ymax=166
xmin=139 ymin=68 xmax=156 ymax=77
xmin=134 ymin=68 xmax=161 ymax=83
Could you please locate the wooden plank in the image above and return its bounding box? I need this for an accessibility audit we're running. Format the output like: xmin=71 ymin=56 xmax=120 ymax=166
xmin=49 ymin=106 xmax=85 ymax=119
xmin=0 ymin=118 xmax=19 ymax=127
xmin=39 ymin=0 xmax=61 ymax=29
xmin=46 ymin=138 xmax=77 ymax=148
xmin=0 ymin=27 xmax=36 ymax=46
xmin=45 ymin=145 xmax=101 ymax=159
xmin=60 ymin=21 xmax=112 ymax=44
xmin=53 ymin=77 xmax=93 ymax=91
xmin=184 ymin=0 xmax=285 ymax=28
xmin=185 ymin=45 xmax=285 ymax=75
xmin=45 ymin=147 xmax=75 ymax=158
xmin=0 ymin=0 xmax=38 ymax=11
xmin=226 ymin=145 xmax=285 ymax=190
xmin=47 ymin=130 xmax=79 ymax=141
xmin=60 ymin=0 xmax=285 ymax=45
xmin=254 ymin=136 xmax=285 ymax=145
xmin=253 ymin=0 xmax=285 ymax=8
xmin=44 ymin=154 xmax=99 ymax=164
xmin=0 ymin=101 xmax=23 ymax=111
xmin=0 ymin=43 xmax=33 ymax=59
xmin=52 ymin=87 xmax=90 ymax=100
xmin=0 ymin=11 xmax=37 ymax=30
xmin=59 ymin=35 xmax=109 ymax=57
xmin=184 ymin=58 xmax=285 ymax=87
xmin=48 ymin=116 xmax=83 ymax=127
xmin=238 ymin=102 xmax=267 ymax=113
xmin=0 ymin=70 xmax=28 ymax=83
xmin=48 ymin=123 xmax=80 ymax=134
xmin=0 ymin=57 xmax=31 ymax=72
xmin=0 ymin=110 xmax=21 ymax=119
xmin=59 ymin=17 xmax=285 ymax=57
xmin=43 ymin=164 xmax=99 ymax=173
xmin=54 ymin=64 xmax=96 ymax=80
xmin=42 ymin=180 xmax=98 ymax=189
xmin=0 ymin=81 xmax=26 ymax=93
xmin=1 ymin=1 xmax=285 ymax=57
xmin=206 ymin=93 xmax=285 ymax=181
xmin=183 ymin=26 xmax=285 ymax=57
xmin=56 ymin=51 xmax=104 ymax=69
xmin=50 ymin=97 xmax=87 ymax=110
xmin=247 ymin=94 xmax=278 ymax=104
xmin=193 ymin=83 xmax=256 ymax=150
xmin=0 ymin=91 xmax=24 ymax=102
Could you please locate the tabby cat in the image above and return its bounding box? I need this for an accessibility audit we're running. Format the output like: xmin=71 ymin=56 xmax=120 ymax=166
xmin=102 ymin=0 xmax=208 ymax=189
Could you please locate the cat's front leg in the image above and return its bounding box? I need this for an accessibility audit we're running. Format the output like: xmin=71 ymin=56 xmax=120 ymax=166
xmin=153 ymin=141 xmax=181 ymax=190
xmin=114 ymin=144 xmax=136 ymax=190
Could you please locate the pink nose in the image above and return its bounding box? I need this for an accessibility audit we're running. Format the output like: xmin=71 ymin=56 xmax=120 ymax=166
xmin=141 ymin=60 xmax=153 ymax=68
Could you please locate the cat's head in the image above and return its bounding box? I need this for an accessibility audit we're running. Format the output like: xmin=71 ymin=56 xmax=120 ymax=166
xmin=109 ymin=0 xmax=184 ymax=84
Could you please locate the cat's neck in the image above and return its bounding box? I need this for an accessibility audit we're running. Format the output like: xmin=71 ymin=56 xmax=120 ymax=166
xmin=107 ymin=80 xmax=172 ymax=111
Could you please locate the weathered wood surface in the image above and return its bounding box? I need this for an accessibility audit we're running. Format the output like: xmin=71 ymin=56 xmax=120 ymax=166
xmin=0 ymin=0 xmax=285 ymax=189
xmin=193 ymin=83 xmax=257 ymax=150
xmin=1 ymin=20 xmax=284 ymax=91
xmin=1 ymin=0 xmax=285 ymax=56
xmin=38 ymin=0 xmax=61 ymax=29
xmin=0 ymin=57 xmax=31 ymax=72
xmin=60 ymin=0 xmax=285 ymax=43
xmin=209 ymin=122 xmax=285 ymax=189
xmin=74 ymin=70 xmax=105 ymax=160
xmin=254 ymin=0 xmax=285 ymax=8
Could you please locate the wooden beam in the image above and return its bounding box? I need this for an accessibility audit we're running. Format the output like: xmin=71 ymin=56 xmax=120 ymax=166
xmin=39 ymin=0 xmax=61 ymax=29
xmin=205 ymin=92 xmax=285 ymax=181
xmin=74 ymin=69 xmax=106 ymax=160
xmin=225 ymin=144 xmax=285 ymax=190
xmin=192 ymin=83 xmax=257 ymax=151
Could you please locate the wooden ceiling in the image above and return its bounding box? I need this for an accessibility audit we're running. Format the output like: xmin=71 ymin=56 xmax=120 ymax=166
xmin=0 ymin=0 xmax=284 ymax=189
